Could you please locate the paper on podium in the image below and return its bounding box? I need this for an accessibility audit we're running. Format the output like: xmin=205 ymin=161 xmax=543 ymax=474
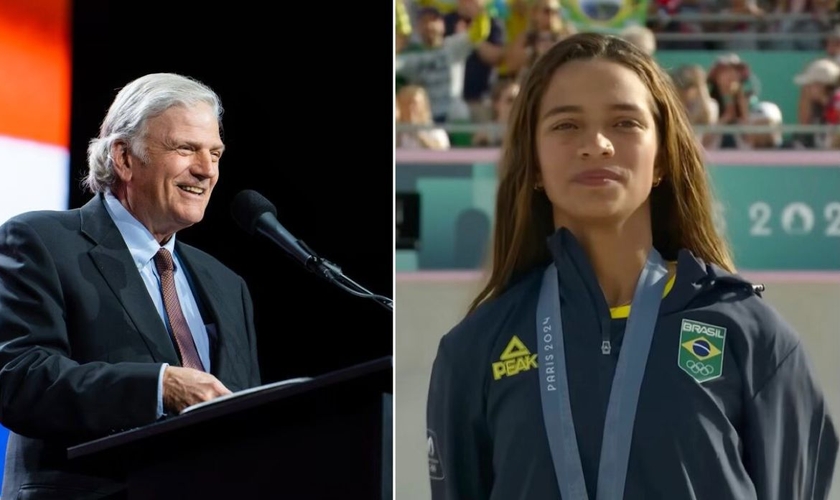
xmin=180 ymin=376 xmax=313 ymax=415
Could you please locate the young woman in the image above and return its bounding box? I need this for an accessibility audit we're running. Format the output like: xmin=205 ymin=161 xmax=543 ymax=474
xmin=706 ymin=54 xmax=758 ymax=149
xmin=426 ymin=32 xmax=838 ymax=500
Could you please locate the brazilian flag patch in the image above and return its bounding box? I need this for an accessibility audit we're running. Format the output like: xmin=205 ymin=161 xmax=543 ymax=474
xmin=678 ymin=319 xmax=726 ymax=383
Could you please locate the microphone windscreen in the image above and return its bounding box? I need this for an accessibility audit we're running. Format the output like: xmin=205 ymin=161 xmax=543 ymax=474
xmin=230 ymin=189 xmax=277 ymax=235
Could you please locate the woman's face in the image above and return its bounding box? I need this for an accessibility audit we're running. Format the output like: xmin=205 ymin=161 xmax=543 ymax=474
xmin=397 ymin=91 xmax=426 ymax=123
xmin=678 ymin=86 xmax=699 ymax=105
xmin=536 ymin=59 xmax=660 ymax=227
xmin=713 ymin=66 xmax=741 ymax=95
xmin=408 ymin=93 xmax=428 ymax=122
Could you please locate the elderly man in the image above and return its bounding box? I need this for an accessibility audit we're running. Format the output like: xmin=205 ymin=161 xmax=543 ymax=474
xmin=0 ymin=72 xmax=261 ymax=499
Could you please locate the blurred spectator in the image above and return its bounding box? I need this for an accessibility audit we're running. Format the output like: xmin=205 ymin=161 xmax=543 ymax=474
xmin=396 ymin=85 xmax=452 ymax=150
xmin=739 ymin=101 xmax=785 ymax=149
xmin=825 ymin=72 xmax=840 ymax=148
xmin=503 ymin=0 xmax=576 ymax=79
xmin=792 ymin=58 xmax=840 ymax=148
xmin=495 ymin=0 xmax=530 ymax=80
xmin=650 ymin=0 xmax=683 ymax=14
xmin=646 ymin=0 xmax=709 ymax=50
xmin=619 ymin=25 xmax=657 ymax=55
xmin=400 ymin=0 xmax=838 ymax=150
xmin=472 ymin=78 xmax=519 ymax=146
xmin=415 ymin=0 xmax=459 ymax=14
xmin=707 ymin=54 xmax=760 ymax=148
xmin=717 ymin=0 xmax=764 ymax=51
xmin=670 ymin=64 xmax=720 ymax=148
xmin=397 ymin=0 xmax=413 ymax=53
xmin=516 ymin=31 xmax=565 ymax=84
xmin=396 ymin=6 xmax=490 ymax=123
xmin=770 ymin=0 xmax=837 ymax=51
xmin=443 ymin=0 xmax=506 ymax=123
xmin=827 ymin=25 xmax=840 ymax=64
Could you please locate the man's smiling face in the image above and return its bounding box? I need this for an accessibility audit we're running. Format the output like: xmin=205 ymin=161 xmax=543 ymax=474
xmin=115 ymin=101 xmax=224 ymax=243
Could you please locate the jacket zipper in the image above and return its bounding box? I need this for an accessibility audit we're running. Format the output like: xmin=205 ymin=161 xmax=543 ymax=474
xmin=600 ymin=317 xmax=611 ymax=355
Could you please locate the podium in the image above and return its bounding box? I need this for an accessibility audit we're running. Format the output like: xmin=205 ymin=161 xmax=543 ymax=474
xmin=67 ymin=356 xmax=393 ymax=499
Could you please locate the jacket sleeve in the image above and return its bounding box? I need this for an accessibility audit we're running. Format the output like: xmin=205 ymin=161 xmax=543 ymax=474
xmin=426 ymin=333 xmax=493 ymax=500
xmin=0 ymin=219 xmax=161 ymax=443
xmin=743 ymin=341 xmax=839 ymax=500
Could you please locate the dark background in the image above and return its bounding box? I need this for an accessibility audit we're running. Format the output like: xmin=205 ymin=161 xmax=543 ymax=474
xmin=68 ymin=1 xmax=394 ymax=384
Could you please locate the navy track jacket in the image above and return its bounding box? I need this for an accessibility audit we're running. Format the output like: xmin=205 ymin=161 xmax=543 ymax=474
xmin=427 ymin=228 xmax=838 ymax=500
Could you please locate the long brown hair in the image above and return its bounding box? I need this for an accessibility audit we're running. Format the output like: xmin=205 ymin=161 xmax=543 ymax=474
xmin=468 ymin=32 xmax=735 ymax=315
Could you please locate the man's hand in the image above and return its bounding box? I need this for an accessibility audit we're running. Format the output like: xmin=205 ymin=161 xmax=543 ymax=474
xmin=163 ymin=366 xmax=232 ymax=414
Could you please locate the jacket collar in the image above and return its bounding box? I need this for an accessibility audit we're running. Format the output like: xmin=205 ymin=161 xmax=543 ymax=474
xmin=545 ymin=227 xmax=759 ymax=318
xmin=80 ymin=193 xmax=182 ymax=365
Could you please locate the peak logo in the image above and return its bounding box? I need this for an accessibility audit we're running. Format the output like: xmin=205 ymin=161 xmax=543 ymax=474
xmin=492 ymin=335 xmax=538 ymax=380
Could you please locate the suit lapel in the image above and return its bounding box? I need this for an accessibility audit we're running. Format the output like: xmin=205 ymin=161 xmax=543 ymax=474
xmin=81 ymin=195 xmax=181 ymax=365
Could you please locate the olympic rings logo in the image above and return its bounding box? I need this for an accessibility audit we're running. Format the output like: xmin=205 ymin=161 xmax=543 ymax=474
xmin=686 ymin=360 xmax=714 ymax=376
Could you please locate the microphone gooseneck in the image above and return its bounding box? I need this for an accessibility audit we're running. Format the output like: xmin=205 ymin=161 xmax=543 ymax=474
xmin=230 ymin=190 xmax=393 ymax=311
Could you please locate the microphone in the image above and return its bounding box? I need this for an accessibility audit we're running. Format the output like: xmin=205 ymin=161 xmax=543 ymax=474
xmin=230 ymin=190 xmax=393 ymax=311
xmin=230 ymin=189 xmax=320 ymax=272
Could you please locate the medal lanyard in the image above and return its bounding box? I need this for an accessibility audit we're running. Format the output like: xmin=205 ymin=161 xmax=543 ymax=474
xmin=536 ymin=249 xmax=669 ymax=500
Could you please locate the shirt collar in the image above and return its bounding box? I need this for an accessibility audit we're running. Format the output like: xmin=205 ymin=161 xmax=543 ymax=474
xmin=103 ymin=189 xmax=178 ymax=271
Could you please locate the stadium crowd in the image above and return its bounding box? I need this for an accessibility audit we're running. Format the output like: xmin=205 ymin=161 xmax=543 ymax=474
xmin=394 ymin=0 xmax=840 ymax=150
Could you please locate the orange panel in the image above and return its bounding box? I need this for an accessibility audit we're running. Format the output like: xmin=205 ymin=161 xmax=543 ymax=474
xmin=0 ymin=0 xmax=71 ymax=147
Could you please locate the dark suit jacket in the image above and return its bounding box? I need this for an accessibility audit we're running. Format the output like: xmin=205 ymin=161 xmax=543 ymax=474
xmin=0 ymin=194 xmax=261 ymax=499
